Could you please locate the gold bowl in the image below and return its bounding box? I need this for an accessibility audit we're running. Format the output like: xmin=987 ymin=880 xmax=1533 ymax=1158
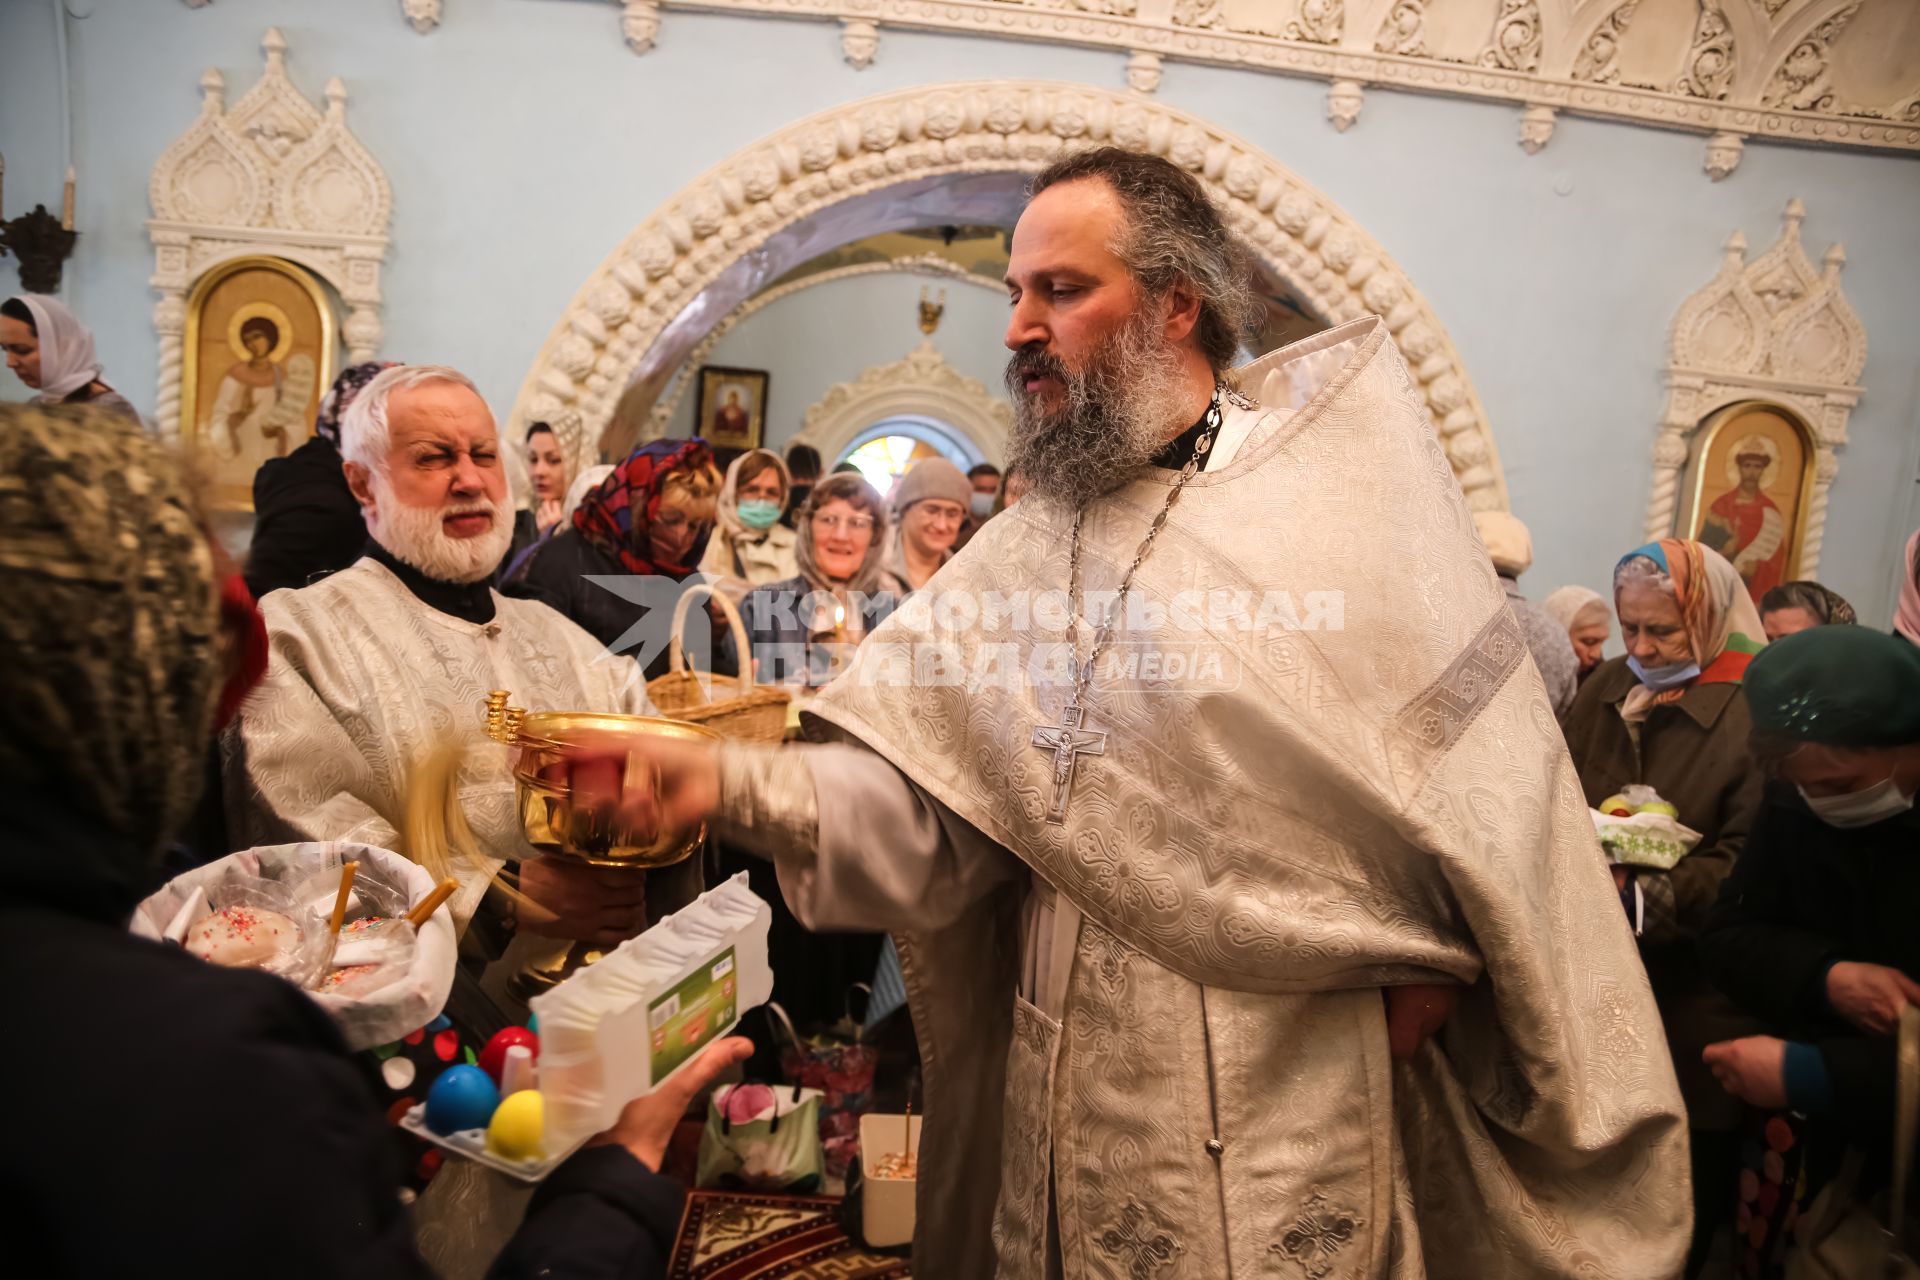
xmin=485 ymin=694 xmax=721 ymax=868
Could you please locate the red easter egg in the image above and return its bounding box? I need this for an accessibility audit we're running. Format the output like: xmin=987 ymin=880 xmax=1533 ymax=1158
xmin=478 ymin=1026 xmax=540 ymax=1084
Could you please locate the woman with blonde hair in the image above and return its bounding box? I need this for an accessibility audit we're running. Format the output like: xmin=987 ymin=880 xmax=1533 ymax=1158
xmin=699 ymin=448 xmax=799 ymax=605
xmin=505 ymin=439 xmax=723 ymax=678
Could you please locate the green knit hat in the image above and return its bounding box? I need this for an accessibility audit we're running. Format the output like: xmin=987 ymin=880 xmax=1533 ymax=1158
xmin=1746 ymin=625 xmax=1920 ymax=747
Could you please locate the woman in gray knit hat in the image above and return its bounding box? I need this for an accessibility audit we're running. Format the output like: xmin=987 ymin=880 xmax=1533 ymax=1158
xmin=877 ymin=456 xmax=972 ymax=596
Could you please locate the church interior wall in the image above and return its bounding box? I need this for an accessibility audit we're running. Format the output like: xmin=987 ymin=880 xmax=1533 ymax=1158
xmin=3 ymin=0 xmax=1917 ymax=624
xmin=662 ymin=272 xmax=1013 ymax=451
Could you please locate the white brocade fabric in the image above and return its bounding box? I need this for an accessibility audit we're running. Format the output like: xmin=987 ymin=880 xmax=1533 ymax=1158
xmin=225 ymin=557 xmax=655 ymax=927
xmin=785 ymin=318 xmax=1690 ymax=1279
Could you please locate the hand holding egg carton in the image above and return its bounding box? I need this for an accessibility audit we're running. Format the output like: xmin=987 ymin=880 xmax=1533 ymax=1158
xmin=400 ymin=873 xmax=774 ymax=1183
xmin=1589 ymin=785 xmax=1704 ymax=871
xmin=131 ymin=842 xmax=458 ymax=1050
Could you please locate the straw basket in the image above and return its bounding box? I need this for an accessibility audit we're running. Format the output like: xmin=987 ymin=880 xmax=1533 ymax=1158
xmin=646 ymin=582 xmax=790 ymax=744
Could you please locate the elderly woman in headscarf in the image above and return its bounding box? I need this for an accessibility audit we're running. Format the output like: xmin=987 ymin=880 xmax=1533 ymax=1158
xmin=1562 ymin=537 xmax=1770 ymax=1280
xmin=245 ymin=360 xmax=399 ymax=598
xmin=0 ymin=400 xmax=754 ymax=1278
xmin=1895 ymin=530 xmax=1920 ymax=648
xmin=698 ymin=448 xmax=799 ymax=605
xmin=1544 ymin=585 xmax=1613 ymax=682
xmin=1758 ymin=579 xmax=1857 ymax=642
xmin=1699 ymin=625 xmax=1920 ymax=1277
xmin=735 ymin=472 xmax=895 ymax=689
xmin=1473 ymin=511 xmax=1577 ymax=718
xmin=505 ymin=438 xmax=724 ymax=677
xmin=0 ymin=293 xmax=138 ymax=420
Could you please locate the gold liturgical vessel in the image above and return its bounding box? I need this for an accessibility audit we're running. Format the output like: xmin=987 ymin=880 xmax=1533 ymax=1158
xmin=483 ymin=690 xmax=720 ymax=995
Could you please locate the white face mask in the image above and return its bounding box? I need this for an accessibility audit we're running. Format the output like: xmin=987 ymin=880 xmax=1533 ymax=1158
xmin=1797 ymin=777 xmax=1917 ymax=829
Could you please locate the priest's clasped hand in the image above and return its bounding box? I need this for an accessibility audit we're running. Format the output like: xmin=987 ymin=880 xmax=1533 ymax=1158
xmin=1384 ymin=983 xmax=1460 ymax=1061
xmin=515 ymin=854 xmax=650 ymax=946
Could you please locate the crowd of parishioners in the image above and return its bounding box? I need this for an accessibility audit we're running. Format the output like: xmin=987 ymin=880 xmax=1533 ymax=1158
xmin=3 ymin=294 xmax=1918 ymax=1280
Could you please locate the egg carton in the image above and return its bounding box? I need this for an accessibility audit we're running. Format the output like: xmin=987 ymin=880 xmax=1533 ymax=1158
xmin=398 ymin=1103 xmax=582 ymax=1184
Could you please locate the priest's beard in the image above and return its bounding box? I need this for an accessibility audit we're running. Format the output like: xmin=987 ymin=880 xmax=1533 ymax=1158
xmin=368 ymin=469 xmax=514 ymax=584
xmin=1004 ymin=305 xmax=1193 ymax=509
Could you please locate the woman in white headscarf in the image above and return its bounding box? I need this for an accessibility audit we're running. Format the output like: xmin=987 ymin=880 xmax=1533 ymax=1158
xmin=1544 ymin=584 xmax=1613 ymax=682
xmin=699 ymin=448 xmax=799 ymax=605
xmin=0 ymin=294 xmax=138 ymax=421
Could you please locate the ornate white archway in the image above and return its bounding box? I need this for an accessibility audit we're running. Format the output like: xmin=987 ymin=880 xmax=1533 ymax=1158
xmin=512 ymin=80 xmax=1508 ymax=509
xmin=790 ymin=339 xmax=1013 ymax=467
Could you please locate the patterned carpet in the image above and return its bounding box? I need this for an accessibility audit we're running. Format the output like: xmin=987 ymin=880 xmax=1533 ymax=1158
xmin=669 ymin=1190 xmax=912 ymax=1279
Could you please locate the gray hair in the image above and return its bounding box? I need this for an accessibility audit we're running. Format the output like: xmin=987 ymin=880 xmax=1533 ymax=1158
xmin=1028 ymin=147 xmax=1260 ymax=372
xmin=338 ymin=363 xmax=486 ymax=473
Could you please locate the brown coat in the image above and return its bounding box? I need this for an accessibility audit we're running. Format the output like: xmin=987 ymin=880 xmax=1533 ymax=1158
xmin=1562 ymin=655 xmax=1766 ymax=1128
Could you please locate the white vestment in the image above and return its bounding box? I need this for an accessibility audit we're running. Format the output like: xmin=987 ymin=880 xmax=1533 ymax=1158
xmin=226 ymin=557 xmax=665 ymax=928
xmin=718 ymin=318 xmax=1691 ymax=1280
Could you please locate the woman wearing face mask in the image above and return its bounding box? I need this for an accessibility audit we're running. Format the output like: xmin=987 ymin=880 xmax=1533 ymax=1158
xmin=1698 ymin=626 xmax=1920 ymax=1273
xmin=698 ymin=449 xmax=798 ymax=606
xmin=1562 ymin=537 xmax=1770 ymax=1280
xmin=734 ymin=473 xmax=894 ymax=691
xmin=505 ymin=439 xmax=723 ymax=679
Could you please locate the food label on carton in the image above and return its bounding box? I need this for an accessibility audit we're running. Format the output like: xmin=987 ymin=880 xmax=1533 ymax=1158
xmin=648 ymin=946 xmax=739 ymax=1081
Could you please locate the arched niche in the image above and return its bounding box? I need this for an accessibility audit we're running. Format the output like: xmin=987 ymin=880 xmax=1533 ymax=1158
xmin=789 ymin=340 xmax=1011 ymax=472
xmin=511 ymin=81 xmax=1510 ymax=510
xmin=1648 ymin=200 xmax=1867 ymax=581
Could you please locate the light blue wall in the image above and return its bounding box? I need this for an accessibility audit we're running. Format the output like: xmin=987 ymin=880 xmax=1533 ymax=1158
xmin=663 ymin=272 xmax=1011 ymax=449
xmin=3 ymin=0 xmax=1917 ymax=622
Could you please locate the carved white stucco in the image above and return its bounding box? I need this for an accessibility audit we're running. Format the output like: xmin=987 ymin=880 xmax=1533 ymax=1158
xmin=146 ymin=28 xmax=393 ymax=443
xmin=540 ymin=0 xmax=1919 ymax=164
xmin=511 ymin=80 xmax=1512 ymax=509
xmin=1647 ymin=198 xmax=1867 ymax=579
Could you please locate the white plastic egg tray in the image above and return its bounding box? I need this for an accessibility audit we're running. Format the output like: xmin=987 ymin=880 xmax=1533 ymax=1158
xmin=398 ymin=1103 xmax=583 ymax=1184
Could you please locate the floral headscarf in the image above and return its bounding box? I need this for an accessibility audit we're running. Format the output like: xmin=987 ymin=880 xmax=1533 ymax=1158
xmin=574 ymin=439 xmax=717 ymax=575
xmin=0 ymin=403 xmax=220 ymax=852
xmin=1614 ymin=538 xmax=1766 ymax=721
xmin=313 ymin=360 xmax=400 ymax=445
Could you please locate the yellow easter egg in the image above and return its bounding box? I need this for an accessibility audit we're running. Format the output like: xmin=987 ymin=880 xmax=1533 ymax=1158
xmin=486 ymin=1089 xmax=545 ymax=1161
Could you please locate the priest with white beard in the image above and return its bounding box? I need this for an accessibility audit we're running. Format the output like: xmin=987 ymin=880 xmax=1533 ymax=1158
xmin=576 ymin=150 xmax=1690 ymax=1279
xmin=226 ymin=364 xmax=696 ymax=1013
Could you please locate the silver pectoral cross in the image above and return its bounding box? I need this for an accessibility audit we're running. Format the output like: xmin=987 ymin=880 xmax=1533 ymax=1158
xmin=1030 ymin=700 xmax=1108 ymax=825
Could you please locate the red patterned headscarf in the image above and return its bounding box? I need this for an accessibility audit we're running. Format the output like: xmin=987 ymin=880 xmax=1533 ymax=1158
xmin=573 ymin=439 xmax=717 ymax=575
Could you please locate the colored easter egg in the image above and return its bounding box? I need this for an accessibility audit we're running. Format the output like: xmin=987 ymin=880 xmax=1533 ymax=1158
xmin=424 ymin=1064 xmax=500 ymax=1135
xmin=487 ymin=1089 xmax=545 ymax=1161
xmin=478 ymin=1027 xmax=539 ymax=1085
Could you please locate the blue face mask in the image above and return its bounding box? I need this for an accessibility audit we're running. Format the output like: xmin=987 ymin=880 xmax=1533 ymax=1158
xmin=737 ymin=499 xmax=782 ymax=531
xmin=1627 ymin=655 xmax=1701 ymax=691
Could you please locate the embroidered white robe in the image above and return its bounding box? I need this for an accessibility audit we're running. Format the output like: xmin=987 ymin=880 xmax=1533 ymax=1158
xmin=717 ymin=318 xmax=1691 ymax=1280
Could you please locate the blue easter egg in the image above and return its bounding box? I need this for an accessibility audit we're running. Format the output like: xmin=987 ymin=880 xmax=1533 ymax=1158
xmin=425 ymin=1064 xmax=500 ymax=1135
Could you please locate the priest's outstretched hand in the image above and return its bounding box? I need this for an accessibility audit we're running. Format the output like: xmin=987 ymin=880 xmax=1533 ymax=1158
xmin=563 ymin=730 xmax=725 ymax=842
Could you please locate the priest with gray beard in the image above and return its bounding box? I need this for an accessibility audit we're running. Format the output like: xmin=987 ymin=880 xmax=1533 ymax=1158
xmin=569 ymin=150 xmax=1690 ymax=1279
xmin=226 ymin=364 xmax=698 ymax=1012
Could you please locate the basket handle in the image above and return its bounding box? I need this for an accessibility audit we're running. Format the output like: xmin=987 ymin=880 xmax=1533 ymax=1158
xmin=667 ymin=581 xmax=753 ymax=686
